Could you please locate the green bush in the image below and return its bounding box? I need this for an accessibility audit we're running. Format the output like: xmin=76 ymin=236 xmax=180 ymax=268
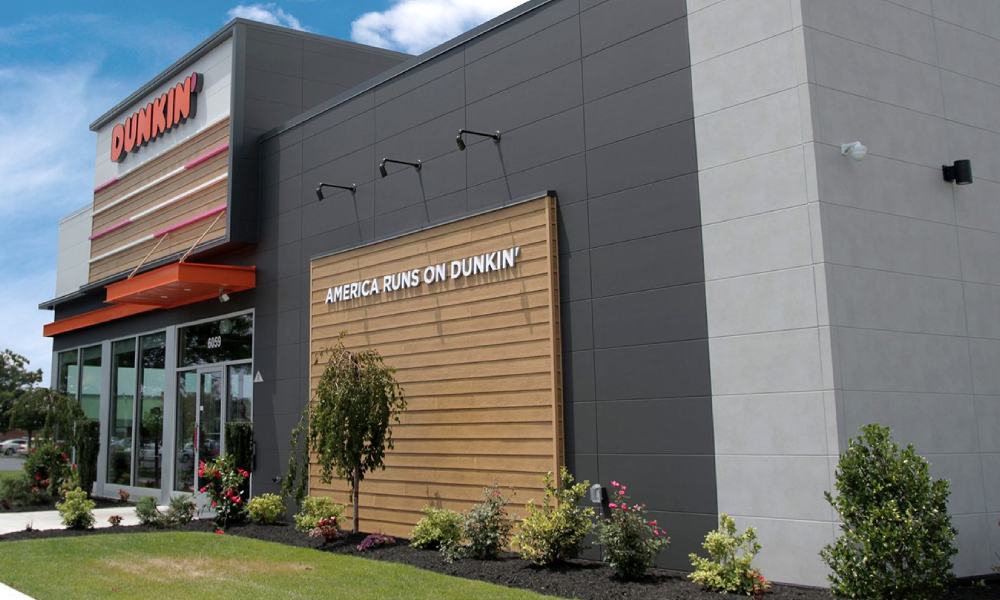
xmin=463 ymin=484 xmax=513 ymax=560
xmin=75 ymin=420 xmax=100 ymax=495
xmin=689 ymin=513 xmax=769 ymax=596
xmin=166 ymin=495 xmax=196 ymax=526
xmin=514 ymin=468 xmax=594 ymax=566
xmin=56 ymin=487 xmax=95 ymax=529
xmin=410 ymin=506 xmax=464 ymax=551
xmin=293 ymin=496 xmax=344 ymax=533
xmin=596 ymin=480 xmax=669 ymax=580
xmin=247 ymin=493 xmax=286 ymax=524
xmin=821 ymin=424 xmax=957 ymax=600
xmin=23 ymin=442 xmax=73 ymax=500
xmin=135 ymin=496 xmax=164 ymax=527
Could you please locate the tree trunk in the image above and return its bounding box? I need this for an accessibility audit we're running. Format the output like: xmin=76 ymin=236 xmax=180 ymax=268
xmin=351 ymin=468 xmax=360 ymax=534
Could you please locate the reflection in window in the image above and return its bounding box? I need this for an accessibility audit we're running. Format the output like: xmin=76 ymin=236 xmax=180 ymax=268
xmin=178 ymin=314 xmax=253 ymax=367
xmin=227 ymin=364 xmax=252 ymax=423
xmin=107 ymin=339 xmax=135 ymax=485
xmin=80 ymin=346 xmax=101 ymax=421
xmin=56 ymin=350 xmax=78 ymax=397
xmin=136 ymin=333 xmax=165 ymax=488
xmin=174 ymin=371 xmax=198 ymax=493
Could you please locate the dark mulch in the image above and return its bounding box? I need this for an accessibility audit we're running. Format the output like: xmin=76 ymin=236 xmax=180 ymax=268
xmin=0 ymin=498 xmax=128 ymax=514
xmin=2 ymin=520 xmax=997 ymax=600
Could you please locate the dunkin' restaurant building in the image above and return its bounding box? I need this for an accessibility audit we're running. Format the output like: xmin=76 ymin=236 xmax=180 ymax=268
xmin=40 ymin=0 xmax=1000 ymax=585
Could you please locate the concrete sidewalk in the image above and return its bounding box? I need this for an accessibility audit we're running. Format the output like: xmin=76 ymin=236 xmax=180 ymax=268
xmin=0 ymin=506 xmax=142 ymax=535
xmin=0 ymin=583 xmax=33 ymax=599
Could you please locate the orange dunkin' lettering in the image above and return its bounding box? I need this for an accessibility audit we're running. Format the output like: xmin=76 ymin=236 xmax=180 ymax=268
xmin=108 ymin=71 xmax=203 ymax=163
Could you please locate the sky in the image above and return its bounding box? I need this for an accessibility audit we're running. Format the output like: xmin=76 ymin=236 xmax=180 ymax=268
xmin=0 ymin=0 xmax=524 ymax=384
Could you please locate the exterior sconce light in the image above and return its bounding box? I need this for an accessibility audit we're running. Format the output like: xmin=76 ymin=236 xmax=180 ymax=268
xmin=379 ymin=157 xmax=422 ymax=178
xmin=456 ymin=129 xmax=502 ymax=151
xmin=315 ymin=182 xmax=357 ymax=201
xmin=840 ymin=141 xmax=868 ymax=161
xmin=943 ymin=160 xmax=973 ymax=185
xmin=589 ymin=483 xmax=609 ymax=518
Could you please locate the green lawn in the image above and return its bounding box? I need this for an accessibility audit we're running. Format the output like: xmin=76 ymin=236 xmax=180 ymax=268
xmin=0 ymin=532 xmax=555 ymax=600
xmin=0 ymin=471 xmax=18 ymax=483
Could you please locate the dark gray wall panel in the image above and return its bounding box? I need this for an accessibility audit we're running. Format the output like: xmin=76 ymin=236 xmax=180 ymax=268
xmin=251 ymin=0 xmax=713 ymax=569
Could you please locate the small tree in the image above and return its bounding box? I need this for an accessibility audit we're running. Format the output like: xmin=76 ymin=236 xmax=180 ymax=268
xmin=9 ymin=388 xmax=84 ymax=449
xmin=0 ymin=349 xmax=42 ymax=433
xmin=821 ymin=424 xmax=957 ymax=600
xmin=286 ymin=338 xmax=405 ymax=534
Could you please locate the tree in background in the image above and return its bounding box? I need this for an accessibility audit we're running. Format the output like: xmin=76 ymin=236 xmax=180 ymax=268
xmin=9 ymin=387 xmax=85 ymax=449
xmin=0 ymin=349 xmax=42 ymax=433
xmin=284 ymin=337 xmax=405 ymax=534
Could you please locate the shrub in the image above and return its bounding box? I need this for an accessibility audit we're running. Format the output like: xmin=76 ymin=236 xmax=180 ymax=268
xmin=166 ymin=494 xmax=197 ymax=526
xmin=294 ymin=496 xmax=344 ymax=533
xmin=247 ymin=493 xmax=285 ymax=524
xmin=56 ymin=487 xmax=95 ymax=529
xmin=821 ymin=424 xmax=957 ymax=600
xmin=118 ymin=489 xmax=130 ymax=503
xmin=23 ymin=442 xmax=73 ymax=501
xmin=514 ymin=468 xmax=594 ymax=566
xmin=199 ymin=454 xmax=249 ymax=528
xmin=108 ymin=514 xmax=124 ymax=527
xmin=689 ymin=513 xmax=769 ymax=597
xmin=357 ymin=533 xmax=396 ymax=552
xmin=463 ymin=484 xmax=514 ymax=560
xmin=0 ymin=476 xmax=33 ymax=508
xmin=135 ymin=496 xmax=164 ymax=527
xmin=596 ymin=480 xmax=669 ymax=580
xmin=308 ymin=516 xmax=342 ymax=543
xmin=410 ymin=506 xmax=464 ymax=551
xmin=75 ymin=420 xmax=100 ymax=496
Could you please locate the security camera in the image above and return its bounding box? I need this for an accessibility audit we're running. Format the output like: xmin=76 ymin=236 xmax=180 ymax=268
xmin=840 ymin=141 xmax=868 ymax=161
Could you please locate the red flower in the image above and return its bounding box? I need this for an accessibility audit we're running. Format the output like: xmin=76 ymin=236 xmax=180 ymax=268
xmin=211 ymin=500 xmax=218 ymax=508
xmin=214 ymin=529 xmax=224 ymax=535
xmin=608 ymin=502 xmax=617 ymax=509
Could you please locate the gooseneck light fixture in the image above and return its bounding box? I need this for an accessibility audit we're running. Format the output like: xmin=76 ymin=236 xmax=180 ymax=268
xmin=943 ymin=160 xmax=973 ymax=185
xmin=379 ymin=157 xmax=422 ymax=178
xmin=456 ymin=129 xmax=502 ymax=151
xmin=315 ymin=182 xmax=357 ymax=201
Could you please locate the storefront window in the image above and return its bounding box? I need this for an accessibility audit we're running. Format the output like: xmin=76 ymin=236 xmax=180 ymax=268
xmin=107 ymin=339 xmax=135 ymax=485
xmin=79 ymin=346 xmax=101 ymax=421
xmin=136 ymin=333 xmax=165 ymax=488
xmin=174 ymin=371 xmax=198 ymax=492
xmin=56 ymin=350 xmax=78 ymax=397
xmin=178 ymin=314 xmax=253 ymax=367
xmin=227 ymin=364 xmax=252 ymax=422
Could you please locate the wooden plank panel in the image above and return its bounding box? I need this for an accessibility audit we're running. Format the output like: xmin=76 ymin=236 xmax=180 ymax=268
xmin=308 ymin=196 xmax=561 ymax=537
xmin=89 ymin=119 xmax=231 ymax=283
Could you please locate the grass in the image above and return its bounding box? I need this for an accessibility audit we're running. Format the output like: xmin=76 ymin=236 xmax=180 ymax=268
xmin=0 ymin=471 xmax=19 ymax=484
xmin=0 ymin=532 xmax=555 ymax=600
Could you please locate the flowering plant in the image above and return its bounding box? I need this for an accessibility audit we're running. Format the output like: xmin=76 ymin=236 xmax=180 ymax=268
xmin=199 ymin=454 xmax=248 ymax=528
xmin=22 ymin=443 xmax=73 ymax=502
xmin=595 ymin=480 xmax=669 ymax=580
xmin=357 ymin=533 xmax=395 ymax=552
xmin=108 ymin=514 xmax=124 ymax=527
xmin=308 ymin=516 xmax=342 ymax=543
xmin=118 ymin=489 xmax=131 ymax=504
xmin=689 ymin=513 xmax=770 ymax=598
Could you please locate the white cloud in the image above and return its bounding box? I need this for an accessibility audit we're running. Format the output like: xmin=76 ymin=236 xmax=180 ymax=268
xmin=351 ymin=0 xmax=523 ymax=54
xmin=227 ymin=3 xmax=306 ymax=31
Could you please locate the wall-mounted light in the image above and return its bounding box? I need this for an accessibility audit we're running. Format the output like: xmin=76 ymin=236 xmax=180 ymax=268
xmin=943 ymin=159 xmax=973 ymax=185
xmin=379 ymin=157 xmax=422 ymax=178
xmin=315 ymin=182 xmax=357 ymax=201
xmin=456 ymin=129 xmax=502 ymax=151
xmin=840 ymin=141 xmax=868 ymax=161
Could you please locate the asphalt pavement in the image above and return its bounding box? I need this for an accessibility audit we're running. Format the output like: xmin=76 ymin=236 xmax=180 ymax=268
xmin=0 ymin=456 xmax=25 ymax=472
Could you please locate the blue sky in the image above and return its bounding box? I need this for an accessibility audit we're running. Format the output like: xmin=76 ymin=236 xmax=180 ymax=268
xmin=0 ymin=0 xmax=522 ymax=382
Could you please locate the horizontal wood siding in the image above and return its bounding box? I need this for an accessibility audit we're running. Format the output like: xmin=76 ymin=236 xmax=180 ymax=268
xmin=308 ymin=196 xmax=562 ymax=538
xmin=89 ymin=119 xmax=230 ymax=282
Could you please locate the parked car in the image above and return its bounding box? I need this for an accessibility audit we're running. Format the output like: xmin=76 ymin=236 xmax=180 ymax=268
xmin=1 ymin=438 xmax=27 ymax=456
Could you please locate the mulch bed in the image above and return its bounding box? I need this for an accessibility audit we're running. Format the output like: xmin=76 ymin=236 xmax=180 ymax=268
xmin=2 ymin=519 xmax=997 ymax=600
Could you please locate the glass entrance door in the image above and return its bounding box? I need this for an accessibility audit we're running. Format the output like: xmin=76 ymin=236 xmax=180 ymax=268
xmin=173 ymin=369 xmax=223 ymax=492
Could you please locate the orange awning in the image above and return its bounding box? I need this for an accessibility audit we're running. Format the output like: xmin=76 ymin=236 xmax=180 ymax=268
xmin=43 ymin=263 xmax=255 ymax=337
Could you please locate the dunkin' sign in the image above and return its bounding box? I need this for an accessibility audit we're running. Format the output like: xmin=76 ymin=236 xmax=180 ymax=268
xmin=110 ymin=72 xmax=203 ymax=163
